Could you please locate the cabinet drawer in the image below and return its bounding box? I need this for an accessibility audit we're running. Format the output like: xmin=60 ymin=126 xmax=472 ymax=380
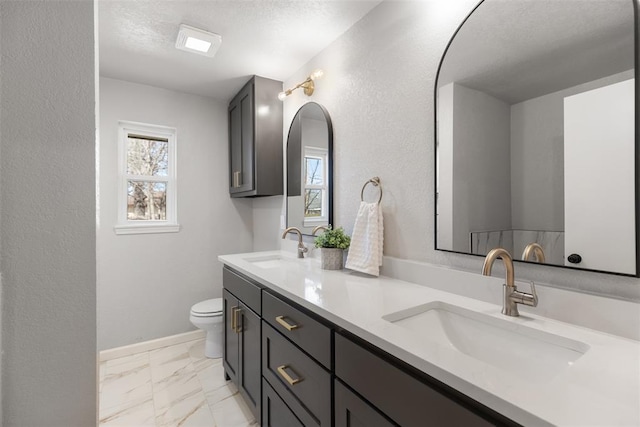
xmin=262 ymin=291 xmax=331 ymax=368
xmin=335 ymin=333 xmax=495 ymax=427
xmin=262 ymin=378 xmax=304 ymax=427
xmin=223 ymin=267 xmax=261 ymax=315
xmin=335 ymin=379 xmax=397 ymax=427
xmin=262 ymin=322 xmax=331 ymax=427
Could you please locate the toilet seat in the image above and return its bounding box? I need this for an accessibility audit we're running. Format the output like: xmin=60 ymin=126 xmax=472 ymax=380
xmin=190 ymin=298 xmax=223 ymax=317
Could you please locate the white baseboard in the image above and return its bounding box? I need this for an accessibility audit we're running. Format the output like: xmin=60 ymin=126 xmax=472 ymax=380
xmin=99 ymin=330 xmax=206 ymax=362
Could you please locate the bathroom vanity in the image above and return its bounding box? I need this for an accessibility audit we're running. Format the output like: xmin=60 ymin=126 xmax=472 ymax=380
xmin=219 ymin=251 xmax=640 ymax=427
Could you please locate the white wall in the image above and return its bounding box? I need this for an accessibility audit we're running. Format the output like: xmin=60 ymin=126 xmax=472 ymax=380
xmin=98 ymin=77 xmax=253 ymax=350
xmin=510 ymin=69 xmax=634 ymax=232
xmin=256 ymin=0 xmax=640 ymax=301
xmin=0 ymin=1 xmax=97 ymax=425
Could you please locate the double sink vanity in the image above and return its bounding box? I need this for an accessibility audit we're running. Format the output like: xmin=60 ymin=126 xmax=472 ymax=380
xmin=219 ymin=0 xmax=640 ymax=424
xmin=219 ymin=251 xmax=640 ymax=427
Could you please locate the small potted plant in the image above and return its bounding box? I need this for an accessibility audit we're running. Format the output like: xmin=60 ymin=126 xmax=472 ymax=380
xmin=314 ymin=225 xmax=351 ymax=270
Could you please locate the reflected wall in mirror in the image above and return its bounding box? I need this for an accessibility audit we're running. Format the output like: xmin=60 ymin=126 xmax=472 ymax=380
xmin=435 ymin=0 xmax=638 ymax=276
xmin=286 ymin=102 xmax=333 ymax=235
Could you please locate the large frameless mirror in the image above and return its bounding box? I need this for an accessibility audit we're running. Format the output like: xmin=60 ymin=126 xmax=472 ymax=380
xmin=435 ymin=0 xmax=638 ymax=276
xmin=286 ymin=102 xmax=333 ymax=235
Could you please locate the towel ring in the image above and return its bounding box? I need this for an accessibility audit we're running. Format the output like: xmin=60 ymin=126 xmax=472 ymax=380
xmin=361 ymin=177 xmax=382 ymax=204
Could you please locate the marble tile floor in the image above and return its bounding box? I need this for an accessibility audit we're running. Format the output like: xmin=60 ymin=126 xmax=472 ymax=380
xmin=99 ymin=338 xmax=259 ymax=427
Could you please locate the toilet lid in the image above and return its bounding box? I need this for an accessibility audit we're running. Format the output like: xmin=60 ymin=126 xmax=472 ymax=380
xmin=191 ymin=298 xmax=223 ymax=315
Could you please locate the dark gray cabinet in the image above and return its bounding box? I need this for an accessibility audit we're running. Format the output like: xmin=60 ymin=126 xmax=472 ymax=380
xmin=335 ymin=379 xmax=397 ymax=427
xmin=262 ymin=321 xmax=331 ymax=427
xmin=335 ymin=333 xmax=511 ymax=427
xmin=262 ymin=291 xmax=332 ymax=368
xmin=221 ymin=266 xmax=519 ymax=427
xmin=222 ymin=270 xmax=262 ymax=422
xmin=228 ymin=75 xmax=283 ymax=197
xmin=262 ymin=378 xmax=304 ymax=427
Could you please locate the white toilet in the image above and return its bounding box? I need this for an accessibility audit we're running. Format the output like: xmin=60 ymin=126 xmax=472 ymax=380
xmin=189 ymin=298 xmax=224 ymax=358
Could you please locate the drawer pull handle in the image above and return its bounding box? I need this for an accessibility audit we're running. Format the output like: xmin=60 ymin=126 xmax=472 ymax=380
xmin=230 ymin=306 xmax=239 ymax=331
xmin=275 ymin=315 xmax=299 ymax=331
xmin=232 ymin=307 xmax=242 ymax=333
xmin=277 ymin=365 xmax=302 ymax=386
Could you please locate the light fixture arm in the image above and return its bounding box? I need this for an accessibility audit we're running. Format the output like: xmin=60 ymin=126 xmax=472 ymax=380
xmin=278 ymin=70 xmax=323 ymax=100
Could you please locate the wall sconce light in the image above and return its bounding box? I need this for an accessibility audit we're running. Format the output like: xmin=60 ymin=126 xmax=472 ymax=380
xmin=278 ymin=69 xmax=324 ymax=101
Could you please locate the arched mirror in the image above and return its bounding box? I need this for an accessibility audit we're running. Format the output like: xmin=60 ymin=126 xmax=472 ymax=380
xmin=435 ymin=0 xmax=638 ymax=276
xmin=286 ymin=102 xmax=333 ymax=235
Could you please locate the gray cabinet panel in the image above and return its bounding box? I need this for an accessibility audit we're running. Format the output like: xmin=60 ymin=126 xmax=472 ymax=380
xmin=222 ymin=290 xmax=239 ymax=383
xmin=228 ymin=75 xmax=283 ymax=197
xmin=238 ymin=302 xmax=261 ymax=420
xmin=262 ymin=378 xmax=304 ymax=427
xmin=223 ymin=267 xmax=261 ymax=315
xmin=222 ymin=275 xmax=262 ymax=423
xmin=335 ymin=379 xmax=397 ymax=427
xmin=262 ymin=321 xmax=331 ymax=427
xmin=262 ymin=291 xmax=331 ymax=368
xmin=335 ymin=333 xmax=494 ymax=427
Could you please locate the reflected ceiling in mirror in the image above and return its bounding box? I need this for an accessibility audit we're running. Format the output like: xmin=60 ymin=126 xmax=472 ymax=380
xmin=435 ymin=0 xmax=638 ymax=276
xmin=286 ymin=102 xmax=333 ymax=236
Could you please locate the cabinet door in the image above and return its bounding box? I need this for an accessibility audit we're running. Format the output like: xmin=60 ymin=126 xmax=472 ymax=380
xmin=238 ymin=301 xmax=261 ymax=421
xmin=263 ymin=378 xmax=304 ymax=427
xmin=223 ymin=290 xmax=239 ymax=383
xmin=335 ymin=380 xmax=397 ymax=427
xmin=229 ymin=83 xmax=254 ymax=194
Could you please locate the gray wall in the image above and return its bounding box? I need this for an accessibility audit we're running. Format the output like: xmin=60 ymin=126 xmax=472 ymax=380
xmin=0 ymin=1 xmax=97 ymax=425
xmin=452 ymin=83 xmax=511 ymax=252
xmin=98 ymin=77 xmax=254 ymax=351
xmin=257 ymin=0 xmax=640 ymax=301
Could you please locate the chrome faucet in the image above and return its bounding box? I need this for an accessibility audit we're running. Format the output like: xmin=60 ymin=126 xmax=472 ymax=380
xmin=522 ymin=242 xmax=546 ymax=263
xmin=482 ymin=248 xmax=538 ymax=317
xmin=282 ymin=227 xmax=308 ymax=258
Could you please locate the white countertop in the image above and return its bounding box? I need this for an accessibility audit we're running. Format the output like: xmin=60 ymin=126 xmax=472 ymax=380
xmin=219 ymin=250 xmax=640 ymax=427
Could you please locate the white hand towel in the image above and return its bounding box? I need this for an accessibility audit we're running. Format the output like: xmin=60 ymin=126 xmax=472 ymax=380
xmin=345 ymin=201 xmax=384 ymax=276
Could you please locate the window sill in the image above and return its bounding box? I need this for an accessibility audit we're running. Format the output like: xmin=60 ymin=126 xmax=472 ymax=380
xmin=114 ymin=223 xmax=180 ymax=235
xmin=303 ymin=218 xmax=328 ymax=227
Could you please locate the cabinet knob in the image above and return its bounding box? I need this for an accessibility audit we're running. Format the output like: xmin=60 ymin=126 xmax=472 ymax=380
xmin=567 ymin=253 xmax=582 ymax=264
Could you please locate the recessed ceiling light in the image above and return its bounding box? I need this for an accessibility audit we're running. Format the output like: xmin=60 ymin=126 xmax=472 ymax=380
xmin=175 ymin=24 xmax=222 ymax=57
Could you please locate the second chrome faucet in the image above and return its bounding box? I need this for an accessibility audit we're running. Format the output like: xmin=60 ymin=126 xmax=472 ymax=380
xmin=482 ymin=248 xmax=538 ymax=317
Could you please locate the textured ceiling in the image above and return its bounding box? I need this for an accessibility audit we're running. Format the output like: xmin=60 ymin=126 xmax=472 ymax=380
xmin=98 ymin=0 xmax=382 ymax=100
xmin=438 ymin=0 xmax=634 ymax=104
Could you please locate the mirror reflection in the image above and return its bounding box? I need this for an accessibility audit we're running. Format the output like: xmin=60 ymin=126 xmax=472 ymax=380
xmin=286 ymin=102 xmax=333 ymax=235
xmin=435 ymin=0 xmax=637 ymax=275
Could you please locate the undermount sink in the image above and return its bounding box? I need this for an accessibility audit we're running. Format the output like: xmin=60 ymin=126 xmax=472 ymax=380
xmin=383 ymin=301 xmax=589 ymax=382
xmin=244 ymin=254 xmax=283 ymax=269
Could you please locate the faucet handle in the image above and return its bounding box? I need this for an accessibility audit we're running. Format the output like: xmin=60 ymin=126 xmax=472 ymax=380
xmin=513 ymin=281 xmax=538 ymax=307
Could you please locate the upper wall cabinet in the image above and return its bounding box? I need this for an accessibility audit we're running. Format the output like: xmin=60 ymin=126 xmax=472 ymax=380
xmin=229 ymin=76 xmax=283 ymax=198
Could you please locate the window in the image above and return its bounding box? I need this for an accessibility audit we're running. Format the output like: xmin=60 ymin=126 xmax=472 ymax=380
xmin=303 ymin=147 xmax=328 ymax=226
xmin=115 ymin=121 xmax=179 ymax=235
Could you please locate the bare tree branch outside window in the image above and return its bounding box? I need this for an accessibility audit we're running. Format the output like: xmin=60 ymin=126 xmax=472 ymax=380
xmin=127 ymin=137 xmax=169 ymax=220
xmin=304 ymin=157 xmax=323 ymax=217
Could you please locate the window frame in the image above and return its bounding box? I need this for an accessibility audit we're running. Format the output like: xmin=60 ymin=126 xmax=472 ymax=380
xmin=303 ymin=147 xmax=328 ymax=226
xmin=115 ymin=121 xmax=179 ymax=235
